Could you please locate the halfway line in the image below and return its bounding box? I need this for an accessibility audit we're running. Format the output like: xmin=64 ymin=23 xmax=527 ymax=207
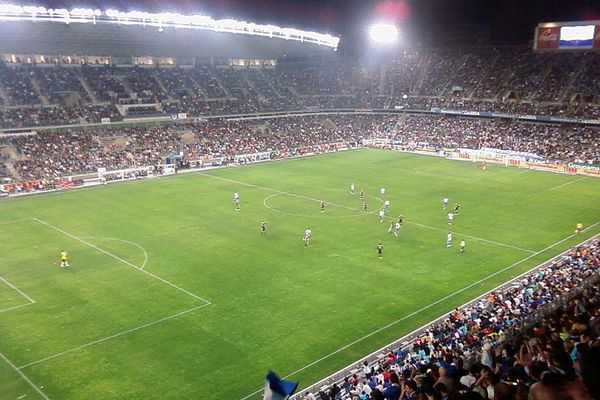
xmin=201 ymin=173 xmax=535 ymax=254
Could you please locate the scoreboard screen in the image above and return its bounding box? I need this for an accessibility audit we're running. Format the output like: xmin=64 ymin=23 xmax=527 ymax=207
xmin=534 ymin=21 xmax=600 ymax=50
xmin=559 ymin=25 xmax=595 ymax=47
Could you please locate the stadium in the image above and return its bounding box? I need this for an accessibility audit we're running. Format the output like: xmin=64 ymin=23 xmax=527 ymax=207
xmin=0 ymin=1 xmax=599 ymax=399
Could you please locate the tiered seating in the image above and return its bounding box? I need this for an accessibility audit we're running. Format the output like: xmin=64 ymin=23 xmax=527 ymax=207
xmin=190 ymin=67 xmax=227 ymax=98
xmin=0 ymin=65 xmax=41 ymax=105
xmin=125 ymin=68 xmax=166 ymax=103
xmin=34 ymin=67 xmax=87 ymax=103
xmin=82 ymin=66 xmax=129 ymax=102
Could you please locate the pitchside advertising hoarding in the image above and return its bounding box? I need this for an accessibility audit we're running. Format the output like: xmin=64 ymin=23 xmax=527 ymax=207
xmin=535 ymin=21 xmax=600 ymax=50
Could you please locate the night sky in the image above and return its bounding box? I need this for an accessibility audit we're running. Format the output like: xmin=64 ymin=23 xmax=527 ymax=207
xmin=34 ymin=0 xmax=600 ymax=47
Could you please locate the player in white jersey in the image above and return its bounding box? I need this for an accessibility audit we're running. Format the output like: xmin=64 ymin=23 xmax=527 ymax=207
xmin=384 ymin=200 xmax=390 ymax=211
xmin=442 ymin=197 xmax=449 ymax=209
xmin=350 ymin=183 xmax=355 ymax=195
xmin=303 ymin=227 xmax=312 ymax=247
xmin=378 ymin=209 xmax=385 ymax=222
xmin=446 ymin=232 xmax=453 ymax=247
xmin=447 ymin=212 xmax=454 ymax=225
xmin=380 ymin=187 xmax=386 ymax=197
xmin=393 ymin=222 xmax=401 ymax=237
xmin=233 ymin=192 xmax=240 ymax=210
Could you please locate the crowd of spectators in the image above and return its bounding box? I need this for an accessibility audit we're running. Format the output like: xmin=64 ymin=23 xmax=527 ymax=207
xmin=391 ymin=114 xmax=599 ymax=164
xmin=0 ymin=114 xmax=395 ymax=180
xmin=0 ymin=105 xmax=122 ymax=128
xmin=301 ymin=239 xmax=600 ymax=400
xmin=0 ymin=111 xmax=598 ymax=181
xmin=2 ymin=49 xmax=600 ymax=127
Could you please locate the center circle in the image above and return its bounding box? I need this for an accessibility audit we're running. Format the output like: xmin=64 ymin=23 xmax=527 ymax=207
xmin=263 ymin=192 xmax=384 ymax=218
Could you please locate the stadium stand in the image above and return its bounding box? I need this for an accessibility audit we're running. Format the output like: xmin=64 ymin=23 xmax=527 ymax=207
xmin=2 ymin=48 xmax=600 ymax=127
xmin=298 ymin=238 xmax=600 ymax=400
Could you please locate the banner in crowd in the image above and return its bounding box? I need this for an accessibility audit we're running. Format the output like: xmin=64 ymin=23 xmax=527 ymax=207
xmin=430 ymin=108 xmax=600 ymax=126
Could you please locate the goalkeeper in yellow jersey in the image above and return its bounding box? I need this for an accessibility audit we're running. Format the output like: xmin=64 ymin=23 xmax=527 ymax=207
xmin=575 ymin=222 xmax=583 ymax=235
xmin=60 ymin=250 xmax=70 ymax=268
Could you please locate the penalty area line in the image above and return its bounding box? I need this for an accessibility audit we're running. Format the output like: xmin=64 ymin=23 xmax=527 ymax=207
xmin=548 ymin=176 xmax=586 ymax=191
xmin=239 ymin=224 xmax=600 ymax=400
xmin=32 ymin=218 xmax=210 ymax=305
xmin=17 ymin=303 xmax=210 ymax=370
xmin=0 ymin=352 xmax=51 ymax=400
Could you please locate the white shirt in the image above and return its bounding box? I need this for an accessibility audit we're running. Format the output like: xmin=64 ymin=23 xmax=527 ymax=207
xmin=304 ymin=229 xmax=312 ymax=238
xmin=380 ymin=188 xmax=385 ymax=195
xmin=447 ymin=233 xmax=453 ymax=241
xmin=384 ymin=200 xmax=390 ymax=207
xmin=448 ymin=212 xmax=454 ymax=220
xmin=350 ymin=183 xmax=355 ymax=190
xmin=233 ymin=192 xmax=239 ymax=199
xmin=395 ymin=222 xmax=401 ymax=230
xmin=379 ymin=210 xmax=385 ymax=218
xmin=443 ymin=197 xmax=449 ymax=204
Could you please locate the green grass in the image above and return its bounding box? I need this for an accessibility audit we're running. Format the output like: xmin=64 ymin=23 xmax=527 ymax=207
xmin=1 ymin=149 xmax=599 ymax=400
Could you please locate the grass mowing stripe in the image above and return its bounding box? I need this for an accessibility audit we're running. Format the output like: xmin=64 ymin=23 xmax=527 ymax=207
xmin=201 ymin=172 xmax=537 ymax=254
xmin=548 ymin=177 xmax=586 ymax=191
xmin=17 ymin=303 xmax=211 ymax=370
xmin=0 ymin=353 xmax=50 ymax=400
xmin=33 ymin=217 xmax=211 ymax=304
xmin=240 ymin=223 xmax=600 ymax=399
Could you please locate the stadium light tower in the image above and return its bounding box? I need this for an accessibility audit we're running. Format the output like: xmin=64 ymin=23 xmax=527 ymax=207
xmin=369 ymin=23 xmax=399 ymax=44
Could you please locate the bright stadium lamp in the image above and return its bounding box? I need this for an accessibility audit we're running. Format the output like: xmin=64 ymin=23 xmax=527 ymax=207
xmin=369 ymin=23 xmax=398 ymax=43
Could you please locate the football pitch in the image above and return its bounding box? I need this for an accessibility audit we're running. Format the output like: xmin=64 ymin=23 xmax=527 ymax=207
xmin=1 ymin=149 xmax=599 ymax=400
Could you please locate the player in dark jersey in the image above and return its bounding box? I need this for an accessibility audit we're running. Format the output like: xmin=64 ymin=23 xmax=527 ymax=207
xmin=398 ymin=215 xmax=404 ymax=226
xmin=260 ymin=221 xmax=267 ymax=234
xmin=320 ymin=201 xmax=326 ymax=213
xmin=360 ymin=189 xmax=365 ymax=201
xmin=454 ymin=203 xmax=460 ymax=215
xmin=363 ymin=202 xmax=368 ymax=212
xmin=377 ymin=242 xmax=383 ymax=258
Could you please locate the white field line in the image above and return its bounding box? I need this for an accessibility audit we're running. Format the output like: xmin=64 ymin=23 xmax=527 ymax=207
xmin=0 ymin=352 xmax=51 ymax=400
xmin=0 ymin=275 xmax=36 ymax=304
xmin=17 ymin=303 xmax=210 ymax=370
xmin=201 ymin=173 xmax=536 ymax=254
xmin=240 ymin=222 xmax=600 ymax=400
xmin=80 ymin=236 xmax=148 ymax=270
xmin=32 ymin=218 xmax=210 ymax=304
xmin=0 ymin=302 xmax=34 ymax=314
xmin=0 ymin=218 xmax=32 ymax=226
xmin=548 ymin=176 xmax=586 ymax=191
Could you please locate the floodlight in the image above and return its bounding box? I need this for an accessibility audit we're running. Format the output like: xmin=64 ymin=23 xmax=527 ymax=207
xmin=369 ymin=23 xmax=398 ymax=43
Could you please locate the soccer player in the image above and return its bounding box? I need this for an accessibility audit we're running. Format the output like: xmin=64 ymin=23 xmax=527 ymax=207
xmin=459 ymin=239 xmax=466 ymax=253
xmin=447 ymin=212 xmax=454 ymax=225
xmin=363 ymin=202 xmax=368 ymax=213
xmin=303 ymin=227 xmax=312 ymax=247
xmin=380 ymin=187 xmax=386 ymax=198
xmin=260 ymin=221 xmax=267 ymax=234
xmin=575 ymin=222 xmax=583 ymax=234
xmin=446 ymin=232 xmax=453 ymax=248
xmin=233 ymin=192 xmax=240 ymax=211
xmin=384 ymin=200 xmax=390 ymax=211
xmin=60 ymin=250 xmax=69 ymax=268
xmin=482 ymin=161 xmax=488 ymax=170
xmin=378 ymin=209 xmax=385 ymax=223
xmin=377 ymin=242 xmax=383 ymax=258
xmin=360 ymin=189 xmax=365 ymax=201
xmin=442 ymin=197 xmax=449 ymax=210
xmin=398 ymin=215 xmax=404 ymax=226
xmin=454 ymin=203 xmax=460 ymax=215
xmin=393 ymin=222 xmax=401 ymax=237
xmin=320 ymin=201 xmax=326 ymax=213
xmin=388 ymin=221 xmax=395 ymax=234
xmin=350 ymin=183 xmax=355 ymax=195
